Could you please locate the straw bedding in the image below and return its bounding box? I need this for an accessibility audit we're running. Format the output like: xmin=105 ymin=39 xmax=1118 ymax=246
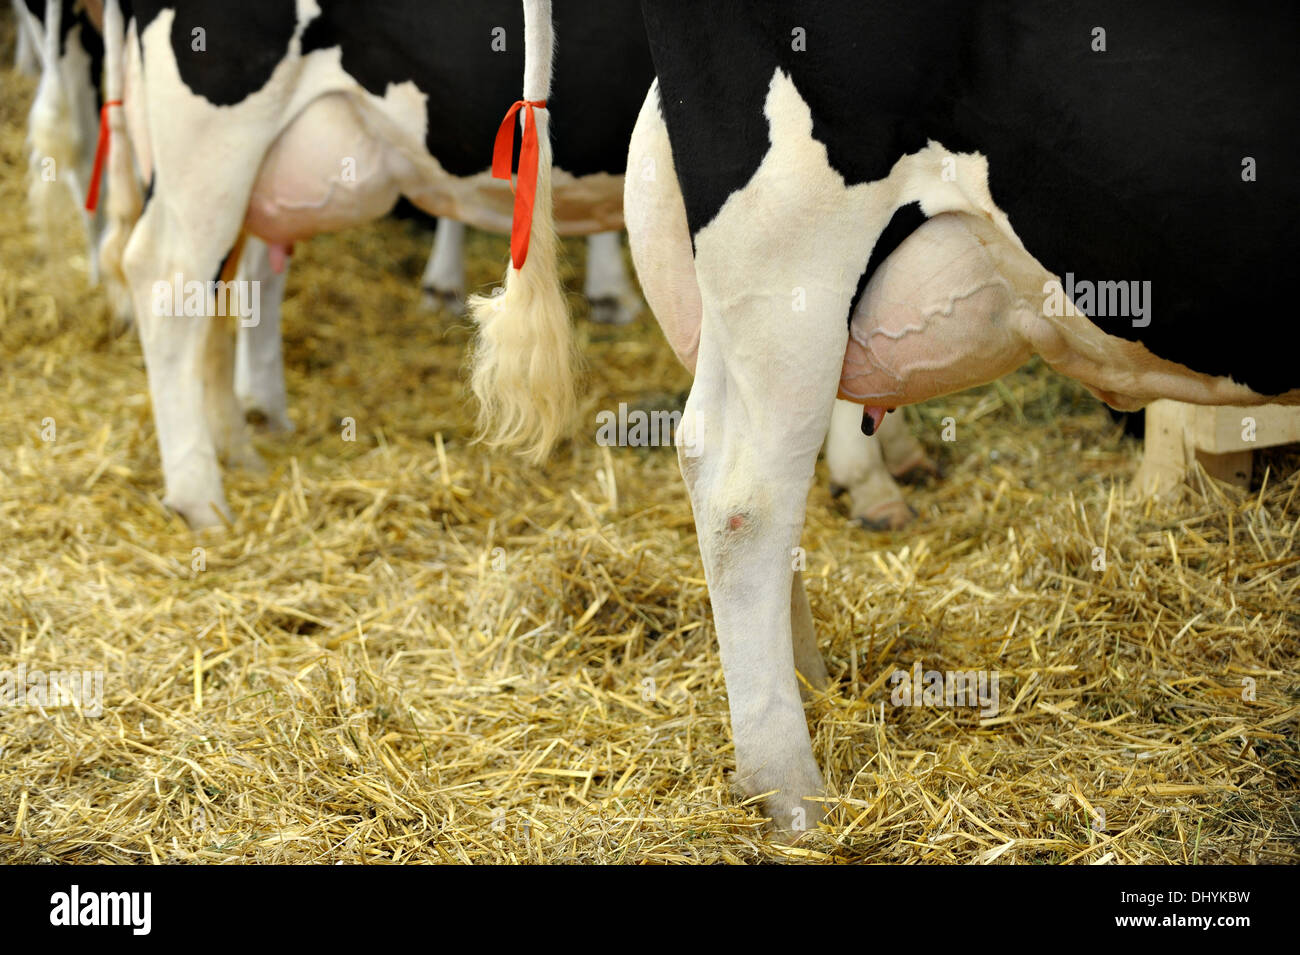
xmin=0 ymin=11 xmax=1295 ymax=863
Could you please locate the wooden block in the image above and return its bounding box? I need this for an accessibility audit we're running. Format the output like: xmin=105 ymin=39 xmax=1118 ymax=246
xmin=1185 ymin=404 xmax=1300 ymax=453
xmin=1193 ymin=448 xmax=1252 ymax=488
xmin=1132 ymin=400 xmax=1300 ymax=496
xmin=1133 ymin=399 xmax=1191 ymax=497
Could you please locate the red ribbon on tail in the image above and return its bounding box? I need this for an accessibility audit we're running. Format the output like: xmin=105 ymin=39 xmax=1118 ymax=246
xmin=490 ymin=99 xmax=547 ymax=269
xmin=85 ymin=99 xmax=122 ymax=213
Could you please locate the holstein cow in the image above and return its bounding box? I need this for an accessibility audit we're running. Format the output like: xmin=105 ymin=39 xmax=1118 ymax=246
xmin=17 ymin=2 xmax=294 ymax=344
xmin=473 ymin=0 xmax=1300 ymax=835
xmin=20 ymin=5 xmax=635 ymax=425
xmin=103 ymin=0 xmax=652 ymax=525
xmin=22 ymin=0 xmax=106 ymax=280
xmin=102 ymin=0 xmax=931 ymax=529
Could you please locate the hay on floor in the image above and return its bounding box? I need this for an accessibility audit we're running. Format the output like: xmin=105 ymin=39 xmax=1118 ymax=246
xmin=0 ymin=11 xmax=1295 ymax=863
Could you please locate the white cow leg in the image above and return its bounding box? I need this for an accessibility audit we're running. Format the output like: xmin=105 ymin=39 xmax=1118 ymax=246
xmin=234 ymin=237 xmax=293 ymax=433
xmin=824 ymin=398 xmax=912 ymax=529
xmin=85 ymin=205 xmax=106 ymax=287
xmin=680 ymin=329 xmax=835 ymax=838
xmin=13 ymin=1 xmax=39 ymax=76
xmin=420 ymin=218 xmax=466 ymax=313
xmin=628 ymin=85 xmax=839 ymax=836
xmin=875 ymin=407 xmax=940 ymax=483
xmin=122 ymin=202 xmax=230 ymax=528
xmin=684 ymin=236 xmax=852 ymax=838
xmin=583 ymin=231 xmax=641 ymax=325
xmin=625 ymin=97 xmax=701 ymax=372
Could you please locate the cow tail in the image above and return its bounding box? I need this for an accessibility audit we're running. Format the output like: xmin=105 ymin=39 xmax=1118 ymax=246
xmin=467 ymin=0 xmax=579 ymax=464
xmin=97 ymin=0 xmax=142 ymax=321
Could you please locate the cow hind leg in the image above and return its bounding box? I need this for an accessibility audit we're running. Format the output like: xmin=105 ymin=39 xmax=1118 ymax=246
xmin=13 ymin=1 xmax=38 ymax=76
xmin=791 ymin=574 xmax=829 ymax=699
xmin=624 ymin=84 xmax=702 ymax=372
xmin=679 ymin=327 xmax=838 ymax=838
xmin=629 ymin=85 xmax=845 ymax=836
xmin=204 ymin=313 xmax=264 ymax=475
xmin=201 ymin=235 xmax=263 ymax=472
xmin=122 ymin=202 xmax=235 ymax=528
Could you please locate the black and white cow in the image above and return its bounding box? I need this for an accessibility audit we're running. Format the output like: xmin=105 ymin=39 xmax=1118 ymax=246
xmin=100 ymin=0 xmax=933 ymax=529
xmin=22 ymin=0 xmax=105 ymax=278
xmin=473 ymin=0 xmax=1300 ymax=834
xmin=105 ymin=0 xmax=654 ymax=525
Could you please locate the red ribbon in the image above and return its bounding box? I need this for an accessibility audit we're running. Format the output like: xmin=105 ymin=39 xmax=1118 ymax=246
xmin=85 ymin=98 xmax=122 ymax=213
xmin=490 ymin=99 xmax=547 ymax=269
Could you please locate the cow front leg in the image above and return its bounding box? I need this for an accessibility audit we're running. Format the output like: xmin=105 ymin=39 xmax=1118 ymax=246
xmin=420 ymin=218 xmax=466 ymax=313
xmin=875 ymin=407 xmax=940 ymax=483
xmin=234 ymin=237 xmax=293 ymax=433
xmin=584 ymin=231 xmax=641 ymax=325
xmin=824 ymin=398 xmax=912 ymax=529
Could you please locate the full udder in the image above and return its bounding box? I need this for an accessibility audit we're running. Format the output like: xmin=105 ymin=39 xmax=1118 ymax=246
xmin=838 ymin=213 xmax=1036 ymax=409
xmin=244 ymin=93 xmax=412 ymax=245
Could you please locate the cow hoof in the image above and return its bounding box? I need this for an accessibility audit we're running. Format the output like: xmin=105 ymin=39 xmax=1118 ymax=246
xmin=734 ymin=756 xmax=826 ymax=843
xmin=243 ymin=407 xmax=295 ymax=435
xmin=852 ymin=499 xmax=915 ymax=530
xmin=165 ymin=495 xmax=232 ymax=531
xmin=828 ymin=481 xmax=848 ymax=499
xmin=889 ymin=451 xmax=943 ymax=484
xmin=587 ymin=296 xmax=636 ymax=326
xmin=759 ymin=791 xmax=828 ymax=845
xmin=421 ymin=286 xmax=465 ymax=315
